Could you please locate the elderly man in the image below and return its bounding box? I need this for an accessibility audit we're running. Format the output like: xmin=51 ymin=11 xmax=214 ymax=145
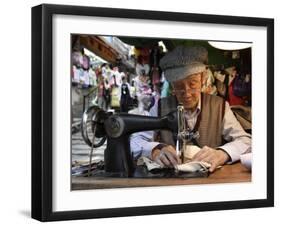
xmin=134 ymin=46 xmax=251 ymax=173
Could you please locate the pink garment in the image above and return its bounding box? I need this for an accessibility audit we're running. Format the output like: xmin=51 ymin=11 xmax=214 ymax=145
xmin=151 ymin=66 xmax=160 ymax=85
xmin=98 ymin=83 xmax=104 ymax=97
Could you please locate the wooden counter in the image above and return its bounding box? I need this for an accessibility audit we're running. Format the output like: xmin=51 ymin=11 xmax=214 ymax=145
xmin=72 ymin=163 xmax=251 ymax=190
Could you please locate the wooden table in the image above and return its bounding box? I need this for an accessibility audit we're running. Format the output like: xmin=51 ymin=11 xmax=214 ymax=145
xmin=72 ymin=163 xmax=251 ymax=190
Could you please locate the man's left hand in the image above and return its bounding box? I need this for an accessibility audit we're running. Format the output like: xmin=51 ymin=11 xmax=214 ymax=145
xmin=192 ymin=146 xmax=230 ymax=172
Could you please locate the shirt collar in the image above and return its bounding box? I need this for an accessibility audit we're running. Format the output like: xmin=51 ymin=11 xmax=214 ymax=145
xmin=185 ymin=94 xmax=201 ymax=116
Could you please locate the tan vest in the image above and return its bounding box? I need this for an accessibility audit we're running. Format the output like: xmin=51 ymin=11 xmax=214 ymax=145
xmin=159 ymin=93 xmax=225 ymax=148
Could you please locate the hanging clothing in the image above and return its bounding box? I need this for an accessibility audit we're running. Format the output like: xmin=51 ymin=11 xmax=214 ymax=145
xmin=120 ymin=82 xmax=131 ymax=112
xmin=228 ymin=79 xmax=245 ymax=106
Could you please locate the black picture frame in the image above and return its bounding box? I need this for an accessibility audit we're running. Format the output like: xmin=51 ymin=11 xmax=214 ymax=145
xmin=31 ymin=3 xmax=274 ymax=222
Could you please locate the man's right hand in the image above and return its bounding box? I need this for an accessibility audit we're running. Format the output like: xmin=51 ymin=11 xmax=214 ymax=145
xmin=151 ymin=145 xmax=180 ymax=168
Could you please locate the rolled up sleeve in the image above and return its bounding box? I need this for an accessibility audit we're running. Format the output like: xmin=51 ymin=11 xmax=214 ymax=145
xmin=218 ymin=102 xmax=252 ymax=163
xmin=130 ymin=132 xmax=160 ymax=159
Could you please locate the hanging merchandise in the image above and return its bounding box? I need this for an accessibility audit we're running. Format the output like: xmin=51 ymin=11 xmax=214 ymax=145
xmin=151 ymin=67 xmax=160 ymax=85
xmin=130 ymin=83 xmax=137 ymax=100
xmin=228 ymin=81 xmax=245 ymax=106
xmin=214 ymin=71 xmax=228 ymax=99
xmin=137 ymin=47 xmax=150 ymax=64
xmin=78 ymin=67 xmax=86 ymax=86
xmin=88 ymin=67 xmax=97 ymax=87
xmin=103 ymin=80 xmax=111 ymax=107
xmin=111 ymin=86 xmax=120 ymax=107
xmin=150 ymin=46 xmax=162 ymax=85
xmin=72 ymin=51 xmax=83 ymax=67
xmin=160 ymin=73 xmax=172 ymax=98
xmin=136 ymin=63 xmax=150 ymax=76
xmin=134 ymin=74 xmax=152 ymax=97
xmin=72 ymin=65 xmax=80 ymax=84
xmin=120 ymin=81 xmax=131 ymax=112
xmin=112 ymin=67 xmax=122 ymax=86
xmin=82 ymin=55 xmax=90 ymax=70
xmin=201 ymin=68 xmax=217 ymax=95
xmin=232 ymin=73 xmax=251 ymax=97
xmin=83 ymin=70 xmax=90 ymax=88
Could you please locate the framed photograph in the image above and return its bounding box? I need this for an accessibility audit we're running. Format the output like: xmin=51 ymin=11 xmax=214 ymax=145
xmin=32 ymin=4 xmax=274 ymax=221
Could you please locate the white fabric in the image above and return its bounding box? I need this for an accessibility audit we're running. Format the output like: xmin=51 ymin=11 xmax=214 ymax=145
xmin=137 ymin=156 xmax=163 ymax=171
xmin=240 ymin=152 xmax=252 ymax=170
xmin=183 ymin=145 xmax=201 ymax=160
xmin=175 ymin=161 xmax=211 ymax=172
xmin=137 ymin=156 xmax=211 ymax=173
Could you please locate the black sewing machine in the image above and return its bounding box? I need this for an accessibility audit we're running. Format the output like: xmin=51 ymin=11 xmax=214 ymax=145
xmin=81 ymin=106 xmax=208 ymax=178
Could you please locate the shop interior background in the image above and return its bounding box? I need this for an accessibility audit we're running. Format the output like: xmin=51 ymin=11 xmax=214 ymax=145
xmin=71 ymin=34 xmax=252 ymax=186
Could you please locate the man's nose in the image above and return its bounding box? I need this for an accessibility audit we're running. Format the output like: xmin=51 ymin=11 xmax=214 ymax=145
xmin=184 ymin=87 xmax=193 ymax=97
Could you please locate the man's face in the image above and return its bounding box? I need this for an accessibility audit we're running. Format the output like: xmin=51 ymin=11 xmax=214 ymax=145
xmin=172 ymin=73 xmax=202 ymax=111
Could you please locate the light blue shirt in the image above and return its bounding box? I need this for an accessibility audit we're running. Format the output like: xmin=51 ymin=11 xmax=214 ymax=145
xmin=129 ymin=95 xmax=160 ymax=159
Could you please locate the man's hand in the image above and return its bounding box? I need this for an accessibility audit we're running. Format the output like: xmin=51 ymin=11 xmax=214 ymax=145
xmin=151 ymin=145 xmax=180 ymax=168
xmin=192 ymin=146 xmax=230 ymax=172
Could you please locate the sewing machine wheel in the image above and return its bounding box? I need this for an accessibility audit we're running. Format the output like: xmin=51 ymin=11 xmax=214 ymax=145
xmin=81 ymin=106 xmax=108 ymax=148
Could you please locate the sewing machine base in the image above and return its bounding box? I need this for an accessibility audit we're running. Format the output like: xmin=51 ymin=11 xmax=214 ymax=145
xmin=87 ymin=165 xmax=209 ymax=178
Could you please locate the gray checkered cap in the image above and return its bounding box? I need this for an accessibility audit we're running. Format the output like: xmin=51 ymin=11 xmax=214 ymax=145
xmin=159 ymin=46 xmax=208 ymax=82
